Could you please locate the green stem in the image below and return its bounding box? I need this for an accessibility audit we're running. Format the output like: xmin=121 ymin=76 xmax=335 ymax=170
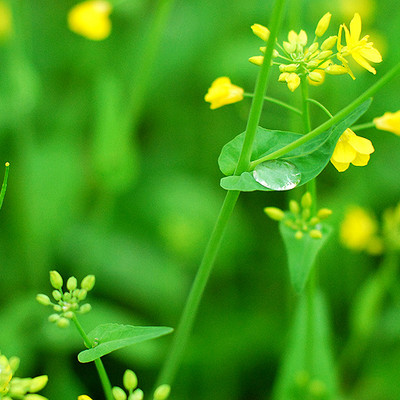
xmin=249 ymin=62 xmax=400 ymax=170
xmin=350 ymin=121 xmax=376 ymax=131
xmin=243 ymin=93 xmax=303 ymax=115
xmin=72 ymin=315 xmax=114 ymax=400
xmin=155 ymin=0 xmax=287 ymax=388
xmin=0 ymin=162 xmax=10 ymax=210
xmin=306 ymin=98 xmax=333 ymax=118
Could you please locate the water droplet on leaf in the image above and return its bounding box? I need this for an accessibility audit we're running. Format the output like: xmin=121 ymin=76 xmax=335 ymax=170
xmin=253 ymin=160 xmax=301 ymax=191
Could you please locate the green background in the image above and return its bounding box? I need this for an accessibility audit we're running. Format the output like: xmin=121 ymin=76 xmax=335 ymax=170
xmin=0 ymin=0 xmax=399 ymax=398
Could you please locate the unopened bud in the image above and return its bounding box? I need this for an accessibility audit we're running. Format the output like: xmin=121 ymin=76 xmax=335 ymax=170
xmin=81 ymin=275 xmax=96 ymax=291
xmin=289 ymin=200 xmax=300 ymax=214
xmin=48 ymin=314 xmax=60 ymax=323
xmin=80 ymin=304 xmax=92 ymax=314
xmin=309 ymin=217 xmax=320 ymax=225
xmin=278 ymin=72 xmax=289 ymax=82
xmin=49 ymin=270 xmax=63 ymax=290
xmin=251 ymin=24 xmax=270 ymax=41
xmin=264 ymin=207 xmax=285 ymax=221
xmin=283 ymin=41 xmax=296 ymax=53
xmin=29 ymin=376 xmax=48 ymax=393
xmin=272 ymin=49 xmax=279 ymax=57
xmin=317 ymin=208 xmax=332 ymax=219
xmin=130 ymin=388 xmax=144 ymax=400
xmin=8 ymin=357 xmax=20 ymax=373
xmin=295 ymin=231 xmax=303 ymax=240
xmin=154 ymin=384 xmax=171 ymax=400
xmin=307 ymin=42 xmax=319 ymax=54
xmin=309 ymin=229 xmax=323 ymax=239
xmin=113 ymin=387 xmax=127 ymax=400
xmin=307 ymin=60 xmax=320 ymax=68
xmin=249 ymin=55 xmax=264 ymax=66
xmin=287 ymin=73 xmax=300 ymax=92
xmin=52 ymin=290 xmax=62 ymax=301
xmin=317 ymin=50 xmax=333 ymax=59
xmin=36 ymin=294 xmax=51 ymax=306
xmin=56 ymin=317 xmax=70 ymax=328
xmin=53 ymin=305 xmax=62 ymax=312
xmin=301 ymin=192 xmax=312 ymax=209
xmin=321 ymin=35 xmax=337 ymax=50
xmin=315 ymin=12 xmax=331 ymax=37
xmin=279 ymin=63 xmax=298 ymax=72
xmin=64 ymin=311 xmax=75 ymax=319
xmin=308 ymin=71 xmax=323 ymax=83
xmin=67 ymin=277 xmax=77 ymax=291
xmin=24 ymin=395 xmax=48 ymax=400
xmin=326 ymin=64 xmax=347 ymax=75
xmin=123 ymin=370 xmax=137 ymax=391
xmin=77 ymin=289 xmax=87 ymax=301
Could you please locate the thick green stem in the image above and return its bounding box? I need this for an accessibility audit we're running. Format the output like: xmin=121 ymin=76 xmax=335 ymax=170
xmin=72 ymin=315 xmax=114 ymax=400
xmin=155 ymin=0 xmax=287 ymax=388
xmin=243 ymin=93 xmax=303 ymax=115
xmin=249 ymin=62 xmax=400 ymax=170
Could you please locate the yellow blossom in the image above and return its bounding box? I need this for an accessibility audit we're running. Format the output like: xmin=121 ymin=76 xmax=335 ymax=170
xmin=315 ymin=12 xmax=331 ymax=37
xmin=68 ymin=1 xmax=112 ymax=41
xmin=0 ymin=1 xmax=12 ymax=40
xmin=204 ymin=77 xmax=244 ymax=110
xmin=251 ymin=24 xmax=270 ymax=41
xmin=330 ymin=128 xmax=374 ymax=172
xmin=78 ymin=396 xmax=93 ymax=400
xmin=338 ymin=13 xmax=382 ymax=74
xmin=373 ymin=111 xmax=400 ymax=136
xmin=340 ymin=206 xmax=382 ymax=254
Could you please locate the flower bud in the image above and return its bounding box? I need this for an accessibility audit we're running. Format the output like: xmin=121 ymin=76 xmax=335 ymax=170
xmin=49 ymin=270 xmax=63 ymax=290
xmin=29 ymin=376 xmax=48 ymax=393
xmin=264 ymin=207 xmax=285 ymax=221
xmin=278 ymin=72 xmax=289 ymax=82
xmin=289 ymin=200 xmax=300 ymax=214
xmin=129 ymin=389 xmax=143 ymax=400
xmin=321 ymin=35 xmax=337 ymax=50
xmin=24 ymin=395 xmax=48 ymax=400
xmin=251 ymin=23 xmax=270 ymax=41
xmin=315 ymin=12 xmax=331 ymax=37
xmin=283 ymin=41 xmax=296 ymax=53
xmin=78 ymin=396 xmax=92 ymax=400
xmin=36 ymin=294 xmax=51 ymax=306
xmin=295 ymin=231 xmax=303 ymax=240
xmin=307 ymin=60 xmax=320 ymax=68
xmin=52 ymin=290 xmax=62 ymax=301
xmin=8 ymin=357 xmax=20 ymax=373
xmin=249 ymin=55 xmax=264 ymax=66
xmin=53 ymin=305 xmax=62 ymax=312
xmin=48 ymin=314 xmax=60 ymax=323
xmin=326 ymin=64 xmax=348 ymax=75
xmin=153 ymin=384 xmax=171 ymax=400
xmin=67 ymin=276 xmax=77 ymax=291
xmin=308 ymin=71 xmax=323 ymax=83
xmin=272 ymin=49 xmax=279 ymax=57
xmin=112 ymin=387 xmax=127 ymax=400
xmin=317 ymin=208 xmax=333 ymax=219
xmin=64 ymin=311 xmax=75 ymax=319
xmin=80 ymin=304 xmax=92 ymax=314
xmin=309 ymin=217 xmax=320 ymax=225
xmin=279 ymin=63 xmax=298 ymax=72
xmin=123 ymin=369 xmax=137 ymax=391
xmin=56 ymin=317 xmax=70 ymax=328
xmin=77 ymin=289 xmax=88 ymax=301
xmin=309 ymin=229 xmax=323 ymax=239
xmin=81 ymin=275 xmax=96 ymax=291
xmin=301 ymin=192 xmax=312 ymax=209
xmin=307 ymin=42 xmax=319 ymax=54
xmin=317 ymin=50 xmax=333 ymax=59
xmin=286 ymin=73 xmax=300 ymax=92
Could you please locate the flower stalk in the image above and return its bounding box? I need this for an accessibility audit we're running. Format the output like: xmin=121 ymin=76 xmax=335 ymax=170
xmin=155 ymin=0 xmax=287 ymax=388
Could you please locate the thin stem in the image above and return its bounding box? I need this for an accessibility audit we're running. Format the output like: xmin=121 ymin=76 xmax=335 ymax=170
xmin=0 ymin=162 xmax=10 ymax=210
xmin=350 ymin=121 xmax=376 ymax=131
xmin=249 ymin=61 xmax=400 ymax=170
xmin=306 ymin=98 xmax=333 ymax=118
xmin=72 ymin=315 xmax=114 ymax=400
xmin=243 ymin=92 xmax=302 ymax=115
xmin=155 ymin=0 xmax=287 ymax=388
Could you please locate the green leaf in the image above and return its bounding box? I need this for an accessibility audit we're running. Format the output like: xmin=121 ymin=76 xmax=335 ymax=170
xmin=219 ymin=99 xmax=371 ymax=192
xmin=280 ymin=221 xmax=332 ymax=293
xmin=272 ymin=291 xmax=340 ymax=400
xmin=77 ymin=324 xmax=173 ymax=363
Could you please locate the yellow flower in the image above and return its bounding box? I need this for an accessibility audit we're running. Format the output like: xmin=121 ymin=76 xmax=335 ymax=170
xmin=373 ymin=111 xmax=400 ymax=136
xmin=0 ymin=1 xmax=12 ymax=40
xmin=68 ymin=1 xmax=112 ymax=41
xmin=338 ymin=13 xmax=382 ymax=74
xmin=78 ymin=396 xmax=93 ymax=400
xmin=330 ymin=128 xmax=374 ymax=172
xmin=204 ymin=77 xmax=244 ymax=110
xmin=340 ymin=206 xmax=382 ymax=254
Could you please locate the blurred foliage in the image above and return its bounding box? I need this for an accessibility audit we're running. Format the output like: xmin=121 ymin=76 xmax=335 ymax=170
xmin=0 ymin=0 xmax=399 ymax=399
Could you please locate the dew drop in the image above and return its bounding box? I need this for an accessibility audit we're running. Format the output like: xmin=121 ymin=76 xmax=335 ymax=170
xmin=253 ymin=160 xmax=301 ymax=191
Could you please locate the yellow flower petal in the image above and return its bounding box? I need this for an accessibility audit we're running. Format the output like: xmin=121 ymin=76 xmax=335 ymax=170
xmin=347 ymin=134 xmax=374 ymax=154
xmin=373 ymin=111 xmax=400 ymax=135
xmin=330 ymin=158 xmax=350 ymax=172
xmin=331 ymin=140 xmax=357 ymax=163
xmin=349 ymin=13 xmax=362 ymax=43
xmin=352 ymin=51 xmax=376 ymax=74
xmin=351 ymin=152 xmax=370 ymax=166
xmin=204 ymin=77 xmax=244 ymax=110
xmin=359 ymin=46 xmax=382 ymax=63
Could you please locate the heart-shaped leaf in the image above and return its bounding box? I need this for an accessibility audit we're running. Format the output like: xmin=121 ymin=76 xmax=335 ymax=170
xmin=78 ymin=323 xmax=173 ymax=363
xmin=219 ymin=99 xmax=371 ymax=192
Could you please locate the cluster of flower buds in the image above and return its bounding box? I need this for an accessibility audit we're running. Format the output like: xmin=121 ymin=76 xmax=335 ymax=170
xmin=264 ymin=192 xmax=332 ymax=240
xmin=0 ymin=352 xmax=48 ymax=400
xmin=250 ymin=12 xmax=381 ymax=91
xmin=36 ymin=271 xmax=95 ymax=328
xmin=103 ymin=369 xmax=170 ymax=400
